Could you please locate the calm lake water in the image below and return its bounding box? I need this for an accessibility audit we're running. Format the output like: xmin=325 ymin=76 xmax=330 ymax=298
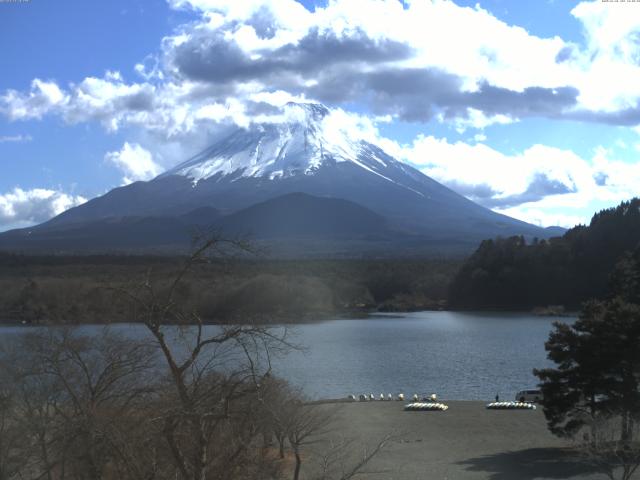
xmin=275 ymin=311 xmax=572 ymax=401
xmin=0 ymin=311 xmax=573 ymax=401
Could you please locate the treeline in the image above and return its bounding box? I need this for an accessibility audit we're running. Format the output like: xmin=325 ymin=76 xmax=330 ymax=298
xmin=449 ymin=198 xmax=640 ymax=310
xmin=0 ymin=255 xmax=459 ymax=324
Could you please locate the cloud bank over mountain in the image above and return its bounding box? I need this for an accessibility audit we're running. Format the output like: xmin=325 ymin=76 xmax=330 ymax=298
xmin=2 ymin=0 xmax=640 ymax=229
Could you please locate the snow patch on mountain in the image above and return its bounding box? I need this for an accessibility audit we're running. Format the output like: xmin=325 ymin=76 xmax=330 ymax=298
xmin=162 ymin=102 xmax=396 ymax=184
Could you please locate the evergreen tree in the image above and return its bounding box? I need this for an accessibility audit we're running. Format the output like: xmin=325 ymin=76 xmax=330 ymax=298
xmin=534 ymin=300 xmax=640 ymax=440
xmin=533 ymin=233 xmax=640 ymax=479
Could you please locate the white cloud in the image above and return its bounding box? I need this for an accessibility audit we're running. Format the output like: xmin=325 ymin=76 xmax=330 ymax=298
xmin=473 ymin=133 xmax=487 ymax=142
xmin=495 ymin=206 xmax=586 ymax=229
xmin=319 ymin=0 xmax=568 ymax=90
xmin=384 ymin=132 xmax=640 ymax=227
xmin=1 ymin=79 xmax=68 ymax=121
xmin=2 ymin=0 xmax=639 ymax=138
xmin=248 ymin=90 xmax=309 ymax=108
xmin=570 ymin=1 xmax=640 ymax=112
xmin=405 ymin=138 xmax=603 ymax=202
xmin=591 ymin=146 xmax=640 ymax=199
xmin=446 ymin=109 xmax=514 ymax=132
xmin=105 ymin=142 xmax=163 ymax=184
xmin=1 ymin=0 xmax=639 ymax=144
xmin=0 ymin=134 xmax=32 ymax=143
xmin=171 ymin=0 xmax=640 ymax=125
xmin=0 ymin=72 xmax=160 ymax=133
xmin=169 ymin=0 xmax=312 ymax=36
xmin=0 ymin=187 xmax=86 ymax=231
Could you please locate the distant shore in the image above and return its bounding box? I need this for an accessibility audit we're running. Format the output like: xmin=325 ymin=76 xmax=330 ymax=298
xmin=1 ymin=305 xmax=581 ymax=328
xmin=307 ymin=400 xmax=601 ymax=480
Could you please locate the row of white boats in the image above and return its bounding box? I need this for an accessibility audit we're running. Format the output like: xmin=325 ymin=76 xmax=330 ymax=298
xmin=404 ymin=402 xmax=449 ymax=411
xmin=486 ymin=401 xmax=537 ymax=410
xmin=404 ymin=401 xmax=536 ymax=412
xmin=345 ymin=394 xmax=537 ymax=412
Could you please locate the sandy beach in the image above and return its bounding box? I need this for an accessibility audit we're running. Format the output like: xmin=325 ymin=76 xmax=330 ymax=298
xmin=305 ymin=401 xmax=608 ymax=480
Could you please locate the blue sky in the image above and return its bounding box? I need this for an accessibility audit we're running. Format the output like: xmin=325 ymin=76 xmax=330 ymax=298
xmin=1 ymin=0 xmax=640 ymax=230
xmin=0 ymin=0 xmax=192 ymax=196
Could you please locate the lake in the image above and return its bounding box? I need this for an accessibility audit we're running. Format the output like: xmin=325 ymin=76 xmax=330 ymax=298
xmin=0 ymin=311 xmax=572 ymax=401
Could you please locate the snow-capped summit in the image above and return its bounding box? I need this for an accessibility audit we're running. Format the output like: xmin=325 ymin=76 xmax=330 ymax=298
xmin=163 ymin=102 xmax=393 ymax=183
xmin=284 ymin=101 xmax=330 ymax=120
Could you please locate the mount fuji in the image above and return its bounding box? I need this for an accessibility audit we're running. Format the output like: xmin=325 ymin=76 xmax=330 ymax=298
xmin=0 ymin=103 xmax=559 ymax=256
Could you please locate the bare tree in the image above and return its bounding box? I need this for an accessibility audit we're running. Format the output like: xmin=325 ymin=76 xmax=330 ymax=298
xmin=116 ymin=236 xmax=294 ymax=480
xmin=284 ymin=401 xmax=335 ymax=480
xmin=310 ymin=434 xmax=394 ymax=480
xmin=258 ymin=380 xmax=395 ymax=480
xmin=578 ymin=414 xmax=640 ymax=480
xmin=254 ymin=375 xmax=290 ymax=459
xmin=0 ymin=328 xmax=158 ymax=480
xmin=0 ymin=389 xmax=24 ymax=480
